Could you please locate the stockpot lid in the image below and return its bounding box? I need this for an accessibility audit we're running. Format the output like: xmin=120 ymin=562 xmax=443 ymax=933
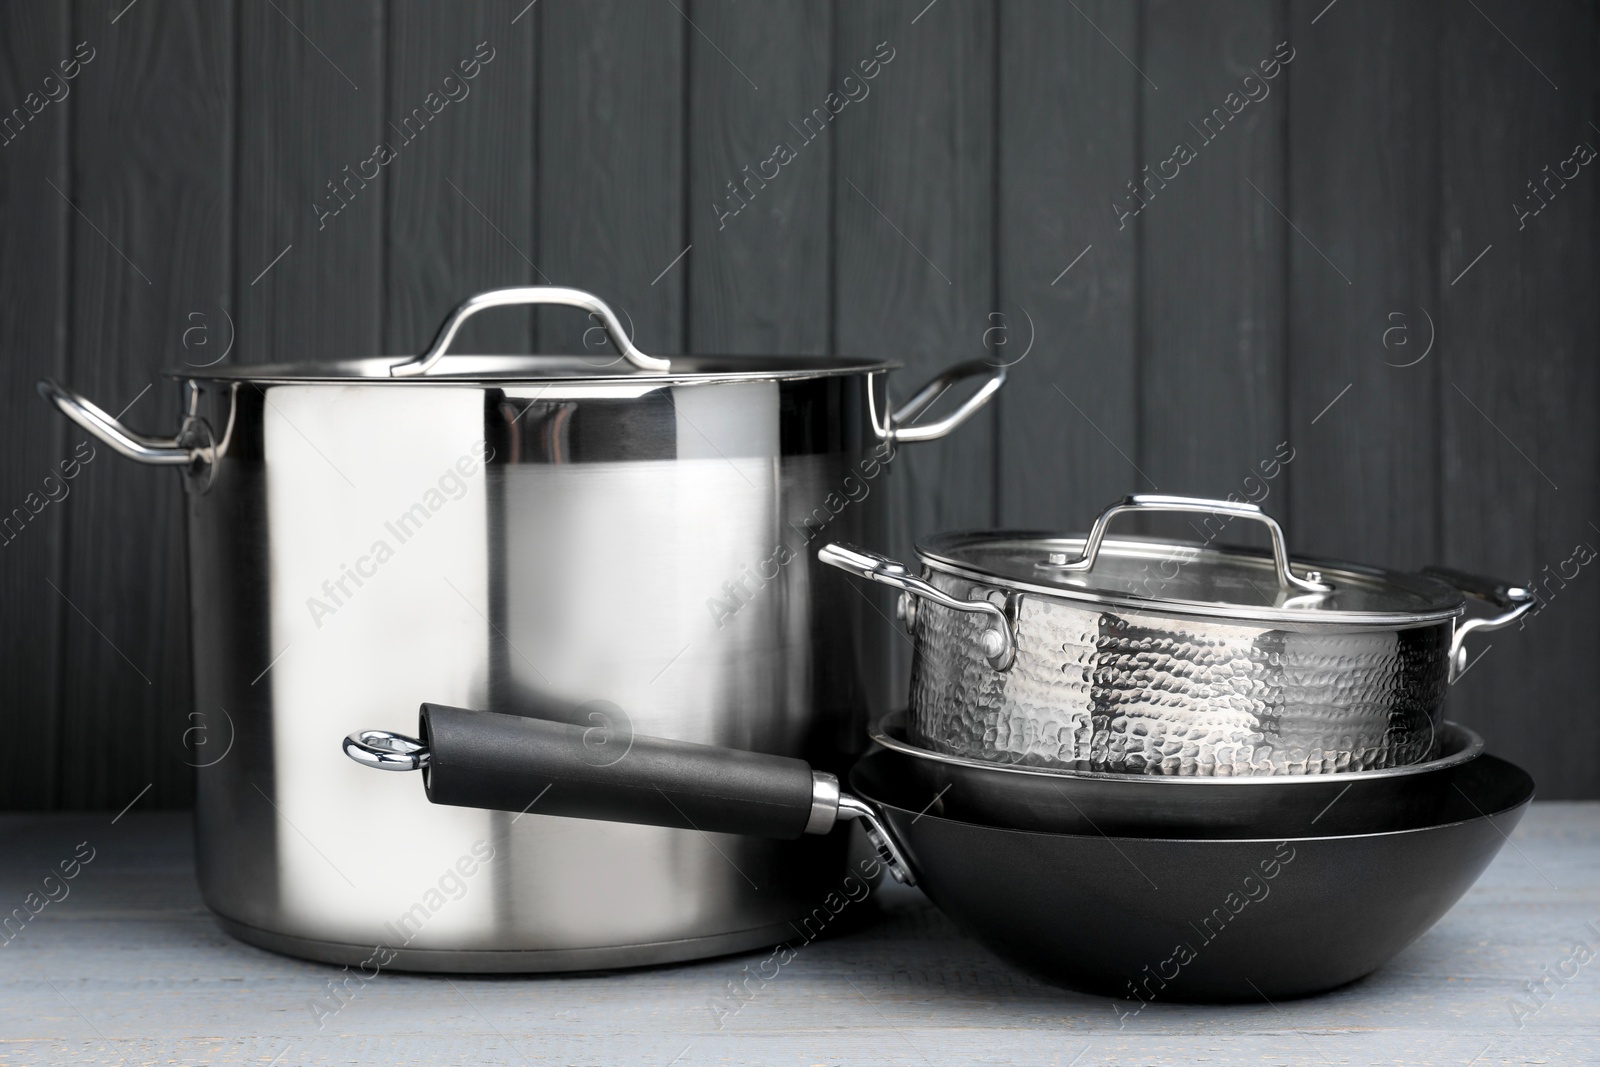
xmin=173 ymin=353 xmax=898 ymax=384
xmin=173 ymin=287 xmax=897 ymax=384
xmin=917 ymin=495 xmax=1468 ymax=626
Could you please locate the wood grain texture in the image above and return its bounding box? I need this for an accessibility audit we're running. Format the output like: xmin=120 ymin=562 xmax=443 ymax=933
xmin=1139 ymin=0 xmax=1288 ymax=503
xmin=384 ymin=0 xmax=536 ymax=358
xmin=835 ymin=0 xmax=997 ymax=690
xmin=834 ymin=1 xmax=996 ymax=535
xmin=536 ymin=0 xmax=684 ymax=355
xmin=1438 ymin=0 xmax=1599 ymax=799
xmin=997 ymin=0 xmax=1140 ymax=530
xmin=0 ymin=805 xmax=1595 ymax=1063
xmin=60 ymin=0 xmax=232 ymax=809
xmin=1286 ymin=0 xmax=1440 ymax=572
xmin=237 ymin=0 xmax=384 ymax=364
xmin=0 ymin=4 xmax=69 ymax=808
xmin=687 ymin=0 xmax=831 ymax=355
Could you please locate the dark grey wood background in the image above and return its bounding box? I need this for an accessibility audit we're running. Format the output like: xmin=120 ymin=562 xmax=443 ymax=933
xmin=1 ymin=0 xmax=1595 ymax=809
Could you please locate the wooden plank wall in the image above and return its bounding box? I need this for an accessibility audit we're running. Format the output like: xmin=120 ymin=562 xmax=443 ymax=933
xmin=0 ymin=0 xmax=1594 ymax=806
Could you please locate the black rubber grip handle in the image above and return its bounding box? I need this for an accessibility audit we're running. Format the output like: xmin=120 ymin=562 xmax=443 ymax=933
xmin=419 ymin=704 xmax=820 ymax=839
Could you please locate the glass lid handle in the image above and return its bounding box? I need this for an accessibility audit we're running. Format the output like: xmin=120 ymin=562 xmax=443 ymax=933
xmin=389 ymin=287 xmax=672 ymax=377
xmin=1039 ymin=494 xmax=1334 ymax=595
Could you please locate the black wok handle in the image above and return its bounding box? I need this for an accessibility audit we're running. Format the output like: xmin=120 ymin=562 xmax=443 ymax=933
xmin=418 ymin=704 xmax=834 ymax=839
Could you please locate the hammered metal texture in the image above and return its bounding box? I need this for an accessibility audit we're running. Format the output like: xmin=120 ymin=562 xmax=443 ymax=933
xmin=907 ymin=572 xmax=1451 ymax=776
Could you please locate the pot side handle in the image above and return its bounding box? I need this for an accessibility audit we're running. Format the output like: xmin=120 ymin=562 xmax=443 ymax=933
xmin=875 ymin=360 xmax=1005 ymax=444
xmin=817 ymin=542 xmax=1017 ymax=671
xmin=1421 ymin=566 xmax=1537 ymax=683
xmin=389 ymin=286 xmax=671 ymax=377
xmin=343 ymin=706 xmax=913 ymax=883
xmin=35 ymin=379 xmax=194 ymax=466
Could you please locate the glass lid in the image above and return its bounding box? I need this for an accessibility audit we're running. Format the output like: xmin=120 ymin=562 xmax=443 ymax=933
xmin=917 ymin=496 xmax=1466 ymax=625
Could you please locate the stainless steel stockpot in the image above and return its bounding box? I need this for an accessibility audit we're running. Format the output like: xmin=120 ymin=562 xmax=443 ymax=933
xmin=821 ymin=494 xmax=1534 ymax=777
xmin=37 ymin=286 xmax=1002 ymax=971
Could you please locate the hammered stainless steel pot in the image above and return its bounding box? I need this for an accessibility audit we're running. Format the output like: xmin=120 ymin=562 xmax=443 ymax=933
xmin=820 ymin=494 xmax=1535 ymax=777
xmin=36 ymin=285 xmax=1002 ymax=971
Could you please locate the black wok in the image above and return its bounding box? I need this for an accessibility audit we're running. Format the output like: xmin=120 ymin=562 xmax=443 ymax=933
xmin=344 ymin=704 xmax=1533 ymax=1002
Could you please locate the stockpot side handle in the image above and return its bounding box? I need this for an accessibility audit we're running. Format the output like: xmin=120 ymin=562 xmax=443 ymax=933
xmin=873 ymin=360 xmax=1005 ymax=444
xmin=1421 ymin=567 xmax=1537 ymax=683
xmin=35 ymin=379 xmax=194 ymax=466
xmin=1038 ymin=493 xmax=1333 ymax=595
xmin=817 ymin=543 xmax=1017 ymax=671
xmin=389 ymin=287 xmax=671 ymax=377
xmin=342 ymin=705 xmax=914 ymax=883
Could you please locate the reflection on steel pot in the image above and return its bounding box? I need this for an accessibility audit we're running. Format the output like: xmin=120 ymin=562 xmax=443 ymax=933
xmin=36 ymin=286 xmax=1003 ymax=971
xmin=820 ymin=494 xmax=1534 ymax=776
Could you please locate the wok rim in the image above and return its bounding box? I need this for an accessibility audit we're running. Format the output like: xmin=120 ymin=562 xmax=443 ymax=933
xmin=850 ymin=747 xmax=1535 ymax=846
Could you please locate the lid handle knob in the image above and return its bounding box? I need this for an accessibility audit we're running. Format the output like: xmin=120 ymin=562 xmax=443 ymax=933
xmin=1040 ymin=494 xmax=1334 ymax=596
xmin=390 ymin=287 xmax=671 ymax=377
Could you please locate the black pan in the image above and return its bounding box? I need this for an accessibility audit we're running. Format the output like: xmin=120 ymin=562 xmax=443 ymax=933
xmin=345 ymin=704 xmax=1533 ymax=1002
xmin=869 ymin=712 xmax=1489 ymax=839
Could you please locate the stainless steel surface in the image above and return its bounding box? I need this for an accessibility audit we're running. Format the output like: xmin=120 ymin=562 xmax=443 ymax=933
xmin=819 ymin=543 xmax=1017 ymax=670
xmin=806 ymin=770 xmax=841 ymax=835
xmin=867 ymin=712 xmax=1485 ymax=783
xmin=343 ymin=729 xmax=431 ymax=771
xmin=1039 ymin=494 xmax=1333 ymax=595
xmin=389 ymin=286 xmax=671 ymax=377
xmin=824 ymin=494 xmax=1528 ymax=777
xmin=36 ymin=287 xmax=1002 ymax=969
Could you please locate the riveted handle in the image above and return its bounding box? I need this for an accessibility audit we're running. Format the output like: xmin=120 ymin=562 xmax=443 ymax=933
xmin=818 ymin=542 xmax=1017 ymax=670
xmin=389 ymin=287 xmax=670 ymax=376
xmin=873 ymin=360 xmax=1005 ymax=444
xmin=1422 ymin=567 xmax=1537 ymax=683
xmin=36 ymin=379 xmax=198 ymax=467
xmin=1039 ymin=494 xmax=1333 ymax=595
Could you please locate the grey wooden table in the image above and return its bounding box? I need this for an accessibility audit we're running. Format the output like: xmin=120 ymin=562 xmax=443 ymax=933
xmin=1 ymin=806 xmax=1596 ymax=1067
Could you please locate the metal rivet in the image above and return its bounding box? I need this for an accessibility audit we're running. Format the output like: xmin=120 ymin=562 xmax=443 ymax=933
xmin=1047 ymin=551 xmax=1068 ymax=566
xmin=978 ymin=629 xmax=1005 ymax=659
